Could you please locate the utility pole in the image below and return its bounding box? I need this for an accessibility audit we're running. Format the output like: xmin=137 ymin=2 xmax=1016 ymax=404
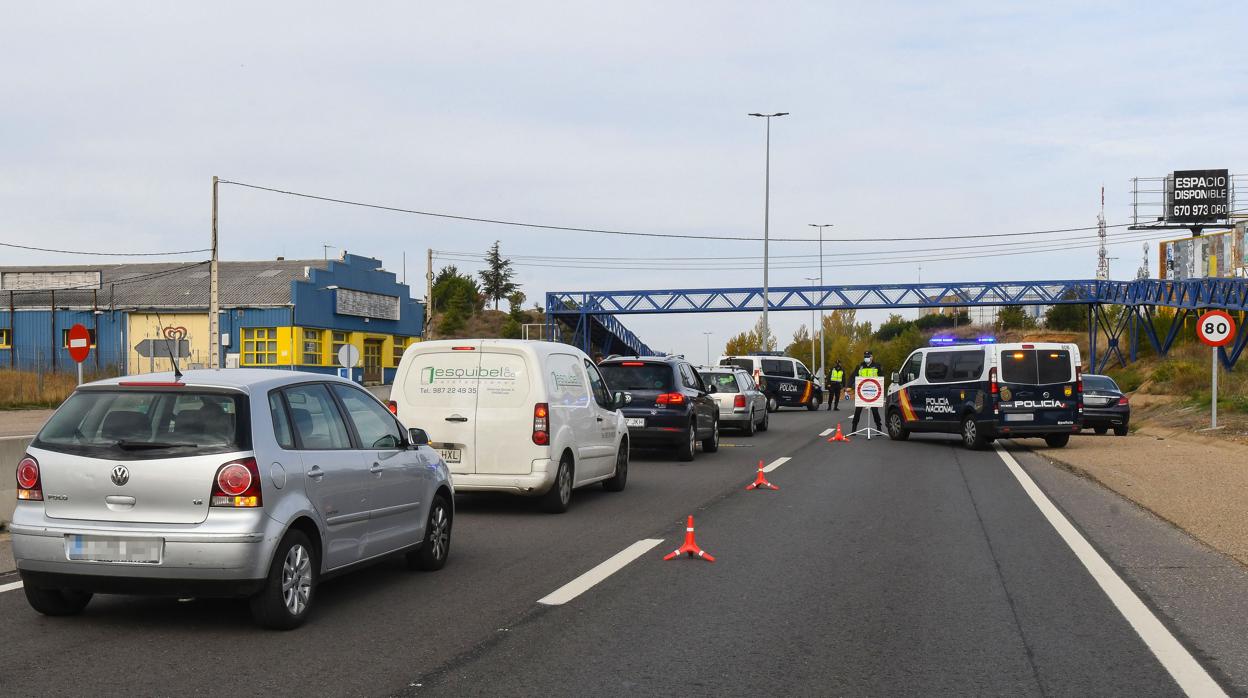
xmin=426 ymin=248 xmax=434 ymax=340
xmin=703 ymin=331 xmax=712 ymax=365
xmin=749 ymin=112 xmax=789 ymax=349
xmin=805 ymin=277 xmax=819 ymax=372
xmin=209 ymin=175 xmax=220 ymax=369
xmin=809 ymin=224 xmax=832 ymax=378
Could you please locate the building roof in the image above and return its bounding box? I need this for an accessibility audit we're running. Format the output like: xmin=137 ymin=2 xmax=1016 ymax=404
xmin=1 ymin=259 xmax=329 ymax=310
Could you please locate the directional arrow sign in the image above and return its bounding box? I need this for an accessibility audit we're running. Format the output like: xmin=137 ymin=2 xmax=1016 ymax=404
xmin=135 ymin=338 xmax=190 ymax=358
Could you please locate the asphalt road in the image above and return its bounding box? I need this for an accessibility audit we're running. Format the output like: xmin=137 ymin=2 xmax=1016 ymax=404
xmin=0 ymin=407 xmax=1241 ymax=696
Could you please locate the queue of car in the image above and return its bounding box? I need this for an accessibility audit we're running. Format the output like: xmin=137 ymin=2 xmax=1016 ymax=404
xmin=8 ymin=338 xmax=1121 ymax=629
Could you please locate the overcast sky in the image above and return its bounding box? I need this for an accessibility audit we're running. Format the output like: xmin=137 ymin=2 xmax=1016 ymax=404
xmin=3 ymin=2 xmax=1246 ymax=361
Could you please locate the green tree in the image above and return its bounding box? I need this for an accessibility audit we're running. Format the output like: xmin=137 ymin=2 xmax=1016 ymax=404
xmin=479 ymin=241 xmax=519 ymax=310
xmin=724 ymin=317 xmax=777 ymax=355
xmin=997 ymin=306 xmax=1037 ymax=331
xmin=1044 ymin=294 xmax=1088 ymax=331
xmin=507 ymin=290 xmax=528 ymax=322
xmin=874 ymin=313 xmax=914 ymax=341
xmin=432 ymin=266 xmax=484 ymax=317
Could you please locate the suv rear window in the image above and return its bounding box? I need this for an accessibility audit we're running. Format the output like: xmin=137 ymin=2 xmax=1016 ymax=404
xmin=33 ymin=389 xmax=249 ymax=460
xmin=599 ymin=363 xmax=674 ymax=391
xmin=1000 ymin=349 xmax=1073 ymax=385
xmin=700 ymin=372 xmax=740 ymax=393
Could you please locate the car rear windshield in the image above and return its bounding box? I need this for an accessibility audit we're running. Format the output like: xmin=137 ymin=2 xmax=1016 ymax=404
xmin=599 ymin=363 xmax=674 ymax=391
xmin=999 ymin=350 xmax=1074 ymax=385
xmin=700 ymin=372 xmax=740 ymax=393
xmin=1083 ymin=375 xmax=1119 ymax=392
xmin=33 ymin=389 xmax=249 ymax=460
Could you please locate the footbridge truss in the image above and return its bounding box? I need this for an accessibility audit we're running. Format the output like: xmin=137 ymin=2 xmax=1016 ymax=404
xmin=546 ymin=278 xmax=1248 ymax=370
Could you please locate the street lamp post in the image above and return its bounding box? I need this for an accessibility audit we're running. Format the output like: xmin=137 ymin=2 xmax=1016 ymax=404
xmin=703 ymin=331 xmax=713 ymax=366
xmin=808 ymin=223 xmax=832 ymax=379
xmin=804 ymin=277 xmax=819 ymax=373
xmin=749 ymin=112 xmax=789 ymax=350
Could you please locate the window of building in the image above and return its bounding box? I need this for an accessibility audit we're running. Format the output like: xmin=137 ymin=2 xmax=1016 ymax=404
xmin=392 ymin=336 xmax=409 ymax=365
xmin=331 ymin=331 xmax=350 ymax=363
xmin=60 ymin=328 xmax=97 ymax=348
xmin=302 ymin=329 xmax=323 ymax=365
xmin=242 ymin=327 xmax=278 ymax=365
xmin=0 ymin=328 xmax=10 ymax=348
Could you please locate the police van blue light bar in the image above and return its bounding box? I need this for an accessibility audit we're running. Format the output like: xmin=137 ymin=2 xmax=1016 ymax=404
xmin=930 ymin=335 xmax=956 ymax=345
xmin=976 ymin=336 xmax=997 ymax=344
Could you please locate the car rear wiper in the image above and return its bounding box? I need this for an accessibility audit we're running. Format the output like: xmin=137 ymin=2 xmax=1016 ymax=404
xmin=114 ymin=440 xmax=199 ymax=450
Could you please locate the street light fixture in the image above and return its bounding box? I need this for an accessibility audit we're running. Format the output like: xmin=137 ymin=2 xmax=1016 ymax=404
xmin=749 ymin=112 xmax=789 ymax=351
xmin=808 ymin=223 xmax=833 ymax=379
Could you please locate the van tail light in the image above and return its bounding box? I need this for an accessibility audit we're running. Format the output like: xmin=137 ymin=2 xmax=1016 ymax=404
xmin=988 ymin=367 xmax=999 ymax=415
xmin=211 ymin=457 xmax=262 ymax=508
xmin=532 ymin=403 xmax=550 ymax=445
xmin=1117 ymin=396 xmax=1130 ymax=406
xmin=387 ymin=400 xmax=398 ymax=415
xmin=733 ymin=394 xmax=747 ymax=409
xmin=656 ymin=392 xmax=686 ymax=405
xmin=16 ymin=455 xmax=42 ymax=501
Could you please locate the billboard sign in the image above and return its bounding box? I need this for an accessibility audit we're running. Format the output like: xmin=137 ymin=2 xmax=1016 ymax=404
xmin=0 ymin=270 xmax=102 ymax=291
xmin=1168 ymin=169 xmax=1229 ymax=223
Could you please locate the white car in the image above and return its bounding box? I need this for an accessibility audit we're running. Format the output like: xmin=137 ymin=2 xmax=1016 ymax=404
xmin=389 ymin=340 xmax=629 ymax=513
xmin=696 ymin=366 xmax=769 ymax=435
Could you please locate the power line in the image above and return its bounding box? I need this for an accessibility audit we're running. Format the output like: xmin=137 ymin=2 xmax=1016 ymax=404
xmin=220 ymin=178 xmax=1134 ymax=243
xmin=0 ymin=241 xmax=211 ymax=256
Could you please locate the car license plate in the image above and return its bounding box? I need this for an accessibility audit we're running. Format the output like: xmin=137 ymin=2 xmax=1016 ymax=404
xmin=626 ymin=418 xmax=645 ymax=427
xmin=1005 ymin=413 xmax=1034 ymax=422
xmin=1086 ymin=397 xmax=1110 ymax=406
xmin=66 ymin=535 xmax=162 ymax=564
xmin=438 ymin=448 xmax=462 ymax=464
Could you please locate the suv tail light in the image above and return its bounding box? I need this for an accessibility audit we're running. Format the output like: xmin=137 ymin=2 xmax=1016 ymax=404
xmin=656 ymin=392 xmax=686 ymax=405
xmin=17 ymin=455 xmax=42 ymax=501
xmin=211 ymin=458 xmax=262 ymax=508
xmin=733 ymin=394 xmax=746 ymax=409
xmin=387 ymin=400 xmax=398 ymax=415
xmin=532 ymin=403 xmax=550 ymax=445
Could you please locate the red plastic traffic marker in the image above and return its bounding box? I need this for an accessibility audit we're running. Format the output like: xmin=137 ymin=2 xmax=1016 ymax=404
xmin=663 ymin=515 xmax=716 ymax=562
xmin=745 ymin=459 xmax=778 ymax=491
xmin=828 ymin=423 xmax=849 ymax=442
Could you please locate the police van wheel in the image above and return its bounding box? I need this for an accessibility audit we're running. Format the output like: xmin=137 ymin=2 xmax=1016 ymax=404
xmin=806 ymin=396 xmax=820 ymax=411
xmin=961 ymin=416 xmax=987 ymax=450
xmin=887 ymin=411 xmax=909 ymax=441
xmin=1044 ymin=433 xmax=1070 ymax=448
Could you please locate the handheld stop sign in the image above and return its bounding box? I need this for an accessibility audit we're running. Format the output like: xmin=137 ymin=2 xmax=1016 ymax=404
xmin=1197 ymin=310 xmax=1235 ymax=347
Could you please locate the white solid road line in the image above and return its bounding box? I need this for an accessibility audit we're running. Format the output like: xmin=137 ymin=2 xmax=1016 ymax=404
xmin=819 ymin=428 xmax=833 ymax=437
xmin=995 ymin=445 xmax=1226 ymax=698
xmin=0 ymin=581 xmax=23 ymax=594
xmin=762 ymin=457 xmax=790 ymax=473
xmin=538 ymin=538 xmax=665 ymax=606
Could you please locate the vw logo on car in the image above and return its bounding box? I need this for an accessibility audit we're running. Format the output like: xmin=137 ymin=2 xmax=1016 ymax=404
xmin=110 ymin=465 xmax=130 ymax=486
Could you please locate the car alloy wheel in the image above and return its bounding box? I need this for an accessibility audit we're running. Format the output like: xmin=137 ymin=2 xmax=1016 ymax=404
xmin=427 ymin=502 xmax=450 ymax=562
xmin=281 ymin=543 xmax=313 ymax=617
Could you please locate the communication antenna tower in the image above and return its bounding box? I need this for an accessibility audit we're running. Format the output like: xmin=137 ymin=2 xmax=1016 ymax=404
xmin=1096 ymin=185 xmax=1110 ymax=280
xmin=1137 ymin=242 xmax=1150 ymax=280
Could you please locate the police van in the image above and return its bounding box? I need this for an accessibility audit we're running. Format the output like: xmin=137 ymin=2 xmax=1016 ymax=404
xmin=885 ymin=341 xmax=1082 ymax=449
xmin=718 ymin=353 xmax=823 ymax=412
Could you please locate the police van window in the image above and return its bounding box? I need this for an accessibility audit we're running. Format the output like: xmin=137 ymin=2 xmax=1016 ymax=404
xmin=796 ymin=364 xmax=812 ymax=380
xmin=900 ymin=353 xmax=922 ymax=383
xmin=1000 ymin=349 xmax=1073 ymax=385
xmin=761 ymin=359 xmax=795 ymax=377
xmin=949 ymin=350 xmax=985 ymax=381
xmin=721 ymin=358 xmax=752 ymax=372
xmin=924 ymin=352 xmax=952 ymax=382
xmin=1037 ymin=350 xmax=1073 ymax=384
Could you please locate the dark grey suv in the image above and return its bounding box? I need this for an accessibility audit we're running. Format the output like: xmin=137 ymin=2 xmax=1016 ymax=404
xmin=598 ymin=356 xmax=720 ymax=462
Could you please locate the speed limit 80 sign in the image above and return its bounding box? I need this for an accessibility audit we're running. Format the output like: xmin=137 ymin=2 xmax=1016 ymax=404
xmin=1197 ymin=310 xmax=1236 ymax=347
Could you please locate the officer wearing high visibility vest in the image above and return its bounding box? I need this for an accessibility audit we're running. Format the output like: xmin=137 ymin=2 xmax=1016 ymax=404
xmin=851 ymin=350 xmax=884 ymax=432
xmin=826 ymin=360 xmax=845 ymax=411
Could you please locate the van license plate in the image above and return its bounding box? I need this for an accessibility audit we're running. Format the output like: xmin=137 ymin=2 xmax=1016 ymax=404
xmin=626 ymin=418 xmax=645 ymax=427
xmin=438 ymin=449 xmax=462 ymax=464
xmin=66 ymin=535 xmax=162 ymax=564
xmin=1005 ymin=413 xmax=1034 ymax=422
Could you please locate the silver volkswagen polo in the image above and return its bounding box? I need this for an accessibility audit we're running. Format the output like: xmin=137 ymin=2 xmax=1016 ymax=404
xmin=11 ymin=369 xmax=454 ymax=629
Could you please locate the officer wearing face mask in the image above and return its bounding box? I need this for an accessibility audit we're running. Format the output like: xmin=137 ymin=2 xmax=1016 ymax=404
xmin=851 ymin=350 xmax=884 ymax=432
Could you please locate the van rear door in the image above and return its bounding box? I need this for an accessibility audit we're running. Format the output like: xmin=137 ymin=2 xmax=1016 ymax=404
xmin=997 ymin=348 xmax=1079 ymax=428
xmin=399 ymin=347 xmax=481 ymax=474
xmin=474 ymin=348 xmax=536 ymax=475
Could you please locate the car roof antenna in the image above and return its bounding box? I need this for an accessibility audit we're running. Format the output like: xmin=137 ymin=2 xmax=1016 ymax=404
xmin=153 ymin=311 xmax=184 ymax=382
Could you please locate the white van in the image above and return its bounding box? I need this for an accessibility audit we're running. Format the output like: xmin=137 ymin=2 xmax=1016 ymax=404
xmin=390 ymin=340 xmax=629 ymax=513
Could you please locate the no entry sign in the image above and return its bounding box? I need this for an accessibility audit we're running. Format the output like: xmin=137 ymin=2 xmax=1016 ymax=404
xmin=67 ymin=323 xmax=92 ymax=363
xmin=1197 ymin=310 xmax=1236 ymax=347
xmin=855 ymin=376 xmax=884 ymax=408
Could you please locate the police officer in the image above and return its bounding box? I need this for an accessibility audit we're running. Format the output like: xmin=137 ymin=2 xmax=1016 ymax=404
xmin=851 ymin=350 xmax=884 ymax=432
xmin=826 ymin=360 xmax=844 ymax=411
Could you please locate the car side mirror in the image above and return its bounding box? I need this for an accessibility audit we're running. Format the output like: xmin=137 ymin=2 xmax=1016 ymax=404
xmin=891 ymin=371 xmax=900 ymax=383
xmin=408 ymin=427 xmax=430 ymax=447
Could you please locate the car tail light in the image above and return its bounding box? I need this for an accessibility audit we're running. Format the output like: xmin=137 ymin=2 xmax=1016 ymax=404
xmin=387 ymin=400 xmax=398 ymax=415
xmin=656 ymin=392 xmax=686 ymax=405
xmin=621 ymin=361 xmax=644 ymax=366
xmin=532 ymin=403 xmax=550 ymax=445
xmin=733 ymin=394 xmax=746 ymax=409
xmin=211 ymin=458 xmax=262 ymax=508
xmin=1117 ymin=396 xmax=1130 ymax=406
xmin=16 ymin=455 xmax=42 ymax=501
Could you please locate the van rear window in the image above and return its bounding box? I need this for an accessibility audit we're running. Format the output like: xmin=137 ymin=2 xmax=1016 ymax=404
xmin=600 ymin=363 xmax=673 ymax=391
xmin=34 ymin=389 xmax=248 ymax=460
xmin=720 ymin=358 xmax=752 ymax=372
xmin=1000 ymin=350 xmax=1073 ymax=385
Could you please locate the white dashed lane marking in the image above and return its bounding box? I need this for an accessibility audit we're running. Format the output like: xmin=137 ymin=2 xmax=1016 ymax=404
xmin=538 ymin=538 xmax=665 ymax=606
